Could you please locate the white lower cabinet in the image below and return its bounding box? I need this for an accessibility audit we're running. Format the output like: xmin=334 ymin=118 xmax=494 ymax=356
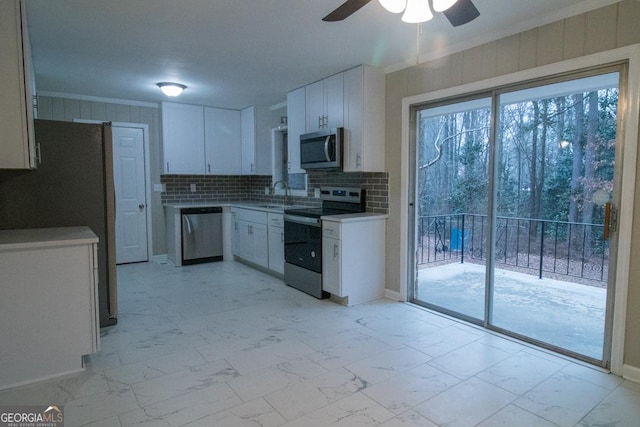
xmin=267 ymin=213 xmax=284 ymax=274
xmin=322 ymin=216 xmax=387 ymax=306
xmin=234 ymin=208 xmax=269 ymax=268
xmin=232 ymin=208 xmax=285 ymax=274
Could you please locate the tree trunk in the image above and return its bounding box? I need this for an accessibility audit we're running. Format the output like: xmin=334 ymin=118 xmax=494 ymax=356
xmin=582 ymin=92 xmax=599 ymax=256
xmin=529 ymin=102 xmax=540 ymax=237
xmin=568 ymin=94 xmax=584 ymax=224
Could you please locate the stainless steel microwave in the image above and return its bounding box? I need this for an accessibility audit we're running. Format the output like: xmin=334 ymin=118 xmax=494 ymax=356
xmin=300 ymin=127 xmax=343 ymax=170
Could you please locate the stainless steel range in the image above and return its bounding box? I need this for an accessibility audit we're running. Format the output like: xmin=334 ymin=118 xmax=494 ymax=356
xmin=283 ymin=187 xmax=366 ymax=298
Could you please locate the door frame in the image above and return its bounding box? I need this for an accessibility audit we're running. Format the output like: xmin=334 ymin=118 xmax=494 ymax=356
xmin=74 ymin=120 xmax=153 ymax=262
xmin=398 ymin=44 xmax=640 ymax=376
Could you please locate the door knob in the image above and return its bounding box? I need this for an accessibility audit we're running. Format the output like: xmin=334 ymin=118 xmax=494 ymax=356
xmin=139 ymin=203 xmax=145 ymax=210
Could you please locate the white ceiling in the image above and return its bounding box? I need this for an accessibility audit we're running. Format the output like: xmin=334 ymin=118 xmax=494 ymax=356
xmin=25 ymin=0 xmax=619 ymax=110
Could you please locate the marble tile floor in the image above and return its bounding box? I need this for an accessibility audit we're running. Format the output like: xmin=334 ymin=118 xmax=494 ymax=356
xmin=1 ymin=260 xmax=639 ymax=426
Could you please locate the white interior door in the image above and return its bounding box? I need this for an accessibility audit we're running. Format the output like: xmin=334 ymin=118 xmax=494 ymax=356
xmin=113 ymin=127 xmax=148 ymax=264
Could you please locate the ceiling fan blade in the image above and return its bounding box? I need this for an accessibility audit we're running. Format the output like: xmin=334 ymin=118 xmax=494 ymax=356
xmin=322 ymin=0 xmax=373 ymax=22
xmin=442 ymin=0 xmax=480 ymax=27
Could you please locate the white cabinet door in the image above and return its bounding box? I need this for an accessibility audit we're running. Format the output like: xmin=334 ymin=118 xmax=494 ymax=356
xmin=241 ymin=106 xmax=273 ymax=175
xmin=239 ymin=220 xmax=252 ymax=260
xmin=267 ymin=214 xmax=284 ymax=274
xmin=343 ymin=65 xmax=385 ymax=172
xmin=241 ymin=106 xmax=256 ymax=174
xmin=324 ymin=73 xmax=344 ymax=130
xmin=239 ymin=220 xmax=268 ymax=267
xmin=231 ymin=211 xmax=240 ymax=256
xmin=322 ymin=236 xmax=341 ymax=296
xmin=305 ymin=74 xmax=344 ymax=132
xmin=268 ymin=226 xmax=284 ymax=274
xmin=252 ymin=222 xmax=269 ymax=268
xmin=0 ymin=0 xmax=36 ymax=169
xmin=286 ymin=87 xmax=306 ymax=174
xmin=305 ymin=80 xmax=325 ymax=132
xmin=204 ymin=107 xmax=241 ymax=175
xmin=162 ymin=102 xmax=205 ymax=174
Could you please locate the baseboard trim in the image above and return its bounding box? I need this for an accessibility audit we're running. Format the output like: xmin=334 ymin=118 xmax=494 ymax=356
xmin=385 ymin=289 xmax=403 ymax=302
xmin=622 ymin=364 xmax=640 ymax=384
xmin=152 ymin=254 xmax=168 ymax=263
xmin=0 ymin=367 xmax=85 ymax=391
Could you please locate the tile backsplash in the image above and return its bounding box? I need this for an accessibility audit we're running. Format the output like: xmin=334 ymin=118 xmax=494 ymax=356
xmin=161 ymin=171 xmax=389 ymax=214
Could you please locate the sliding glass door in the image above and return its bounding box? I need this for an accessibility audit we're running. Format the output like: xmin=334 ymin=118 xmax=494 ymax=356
xmin=413 ymin=97 xmax=492 ymax=322
xmin=411 ymin=69 xmax=622 ymax=365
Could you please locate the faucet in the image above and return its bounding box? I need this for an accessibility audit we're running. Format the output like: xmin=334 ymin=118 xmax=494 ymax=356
xmin=273 ymin=180 xmax=291 ymax=205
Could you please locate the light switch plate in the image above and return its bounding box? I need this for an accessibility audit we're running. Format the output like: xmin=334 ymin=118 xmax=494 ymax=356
xmin=190 ymin=183 xmax=197 ymax=192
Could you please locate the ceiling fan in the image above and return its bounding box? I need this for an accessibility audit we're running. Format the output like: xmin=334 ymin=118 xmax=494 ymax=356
xmin=323 ymin=0 xmax=480 ymax=26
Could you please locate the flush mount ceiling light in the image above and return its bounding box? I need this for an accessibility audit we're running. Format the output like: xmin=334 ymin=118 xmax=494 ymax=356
xmin=157 ymin=82 xmax=186 ymax=97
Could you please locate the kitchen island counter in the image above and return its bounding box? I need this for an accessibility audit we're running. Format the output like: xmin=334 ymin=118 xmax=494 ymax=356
xmin=0 ymin=226 xmax=100 ymax=390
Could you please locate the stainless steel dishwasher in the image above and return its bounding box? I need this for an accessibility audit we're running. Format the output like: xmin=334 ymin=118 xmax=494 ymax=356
xmin=181 ymin=207 xmax=223 ymax=265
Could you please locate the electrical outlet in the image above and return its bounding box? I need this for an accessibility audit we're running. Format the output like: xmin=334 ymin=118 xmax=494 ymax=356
xmin=314 ymin=188 xmax=321 ymax=198
xmin=264 ymin=187 xmax=270 ymax=195
xmin=190 ymin=183 xmax=197 ymax=192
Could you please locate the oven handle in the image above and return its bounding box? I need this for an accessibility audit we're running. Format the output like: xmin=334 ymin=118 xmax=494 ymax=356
xmin=284 ymin=215 xmax=321 ymax=227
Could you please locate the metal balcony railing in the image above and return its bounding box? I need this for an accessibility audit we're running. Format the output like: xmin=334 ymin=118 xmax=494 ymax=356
xmin=417 ymin=214 xmax=609 ymax=283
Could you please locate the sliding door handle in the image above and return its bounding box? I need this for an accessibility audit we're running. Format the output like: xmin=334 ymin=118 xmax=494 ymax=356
xmin=604 ymin=202 xmax=617 ymax=240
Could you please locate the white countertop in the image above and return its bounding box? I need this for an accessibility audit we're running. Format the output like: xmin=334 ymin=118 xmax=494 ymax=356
xmin=321 ymin=212 xmax=389 ymax=222
xmin=164 ymin=202 xmax=306 ymax=214
xmin=0 ymin=226 xmax=98 ymax=251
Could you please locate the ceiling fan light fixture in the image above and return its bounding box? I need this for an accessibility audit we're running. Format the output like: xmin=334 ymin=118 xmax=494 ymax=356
xmin=401 ymin=0 xmax=433 ymax=23
xmin=433 ymin=0 xmax=458 ymax=12
xmin=378 ymin=0 xmax=406 ymax=13
xmin=157 ymin=82 xmax=186 ymax=97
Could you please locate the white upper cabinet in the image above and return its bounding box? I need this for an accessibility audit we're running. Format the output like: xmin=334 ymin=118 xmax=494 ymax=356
xmin=241 ymin=105 xmax=272 ymax=175
xmin=241 ymin=106 xmax=256 ymax=174
xmin=343 ymin=65 xmax=385 ymax=172
xmin=162 ymin=102 xmax=205 ymax=174
xmin=305 ymin=73 xmax=344 ymax=132
xmin=0 ymin=0 xmax=37 ymax=170
xmin=286 ymin=87 xmax=305 ymax=174
xmin=204 ymin=107 xmax=241 ymax=175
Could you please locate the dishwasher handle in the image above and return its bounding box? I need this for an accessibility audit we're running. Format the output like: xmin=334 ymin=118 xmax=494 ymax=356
xmin=182 ymin=214 xmax=193 ymax=235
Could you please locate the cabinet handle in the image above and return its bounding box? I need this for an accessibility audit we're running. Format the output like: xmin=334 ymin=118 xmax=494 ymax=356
xmin=251 ymin=163 xmax=254 ymax=173
xmin=288 ymin=161 xmax=291 ymax=171
xmin=166 ymin=162 xmax=170 ymax=173
xmin=356 ymin=153 xmax=361 ymax=168
xmin=318 ymin=116 xmax=322 ymax=129
xmin=208 ymin=163 xmax=211 ymax=173
xmin=334 ymin=243 xmax=338 ymax=258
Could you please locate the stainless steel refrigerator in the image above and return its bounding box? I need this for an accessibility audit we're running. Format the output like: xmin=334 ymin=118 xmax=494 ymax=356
xmin=0 ymin=119 xmax=117 ymax=327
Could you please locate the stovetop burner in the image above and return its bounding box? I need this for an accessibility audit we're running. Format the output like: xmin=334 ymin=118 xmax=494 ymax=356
xmin=283 ymin=207 xmax=352 ymax=218
xmin=284 ymin=186 xmax=366 ymax=218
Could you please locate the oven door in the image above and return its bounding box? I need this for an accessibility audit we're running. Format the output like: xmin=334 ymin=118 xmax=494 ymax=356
xmin=284 ymin=215 xmax=322 ymax=273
